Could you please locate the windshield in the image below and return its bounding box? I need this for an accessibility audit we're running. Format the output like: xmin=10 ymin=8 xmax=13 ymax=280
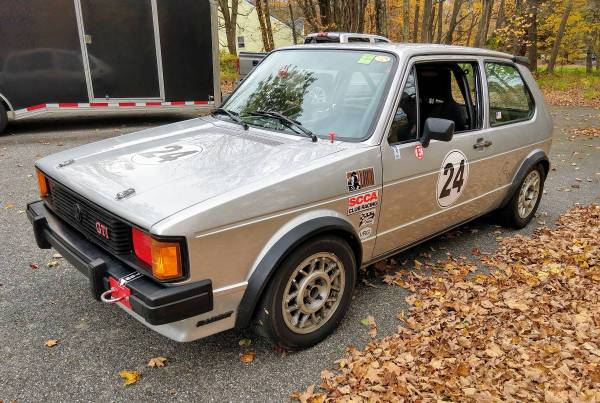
xmin=222 ymin=49 xmax=397 ymax=142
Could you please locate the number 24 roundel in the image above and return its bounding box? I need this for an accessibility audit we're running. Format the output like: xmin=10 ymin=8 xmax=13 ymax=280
xmin=436 ymin=149 xmax=469 ymax=208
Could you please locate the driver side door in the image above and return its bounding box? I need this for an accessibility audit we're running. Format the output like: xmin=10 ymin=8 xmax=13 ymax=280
xmin=373 ymin=57 xmax=500 ymax=257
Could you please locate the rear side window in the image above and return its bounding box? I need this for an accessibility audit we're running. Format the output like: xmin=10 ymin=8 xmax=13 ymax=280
xmin=485 ymin=62 xmax=534 ymax=126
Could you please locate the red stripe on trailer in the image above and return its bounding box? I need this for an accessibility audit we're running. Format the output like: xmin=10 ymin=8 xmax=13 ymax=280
xmin=193 ymin=100 xmax=208 ymax=105
xmin=27 ymin=104 xmax=46 ymax=111
xmin=90 ymin=102 xmax=109 ymax=107
xmin=145 ymin=102 xmax=162 ymax=106
xmin=59 ymin=103 xmax=79 ymax=108
xmin=118 ymin=102 xmax=136 ymax=107
xmin=170 ymin=101 xmax=185 ymax=105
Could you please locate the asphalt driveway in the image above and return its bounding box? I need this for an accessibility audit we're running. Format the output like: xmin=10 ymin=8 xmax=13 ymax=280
xmin=0 ymin=107 xmax=598 ymax=402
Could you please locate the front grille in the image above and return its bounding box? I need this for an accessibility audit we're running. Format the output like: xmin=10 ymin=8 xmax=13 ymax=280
xmin=48 ymin=180 xmax=132 ymax=255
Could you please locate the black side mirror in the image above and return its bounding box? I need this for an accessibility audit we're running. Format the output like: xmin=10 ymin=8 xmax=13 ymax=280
xmin=420 ymin=118 xmax=455 ymax=147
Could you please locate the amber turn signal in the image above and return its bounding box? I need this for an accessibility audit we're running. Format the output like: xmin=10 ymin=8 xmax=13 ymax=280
xmin=151 ymin=239 xmax=183 ymax=280
xmin=36 ymin=170 xmax=50 ymax=197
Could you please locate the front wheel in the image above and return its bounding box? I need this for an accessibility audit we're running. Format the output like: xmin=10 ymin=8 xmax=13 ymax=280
xmin=498 ymin=164 xmax=545 ymax=229
xmin=254 ymin=235 xmax=356 ymax=350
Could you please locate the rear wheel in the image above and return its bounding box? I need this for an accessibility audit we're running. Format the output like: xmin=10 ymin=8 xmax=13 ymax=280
xmin=498 ymin=164 xmax=545 ymax=228
xmin=254 ymin=235 xmax=356 ymax=350
xmin=0 ymin=103 xmax=8 ymax=135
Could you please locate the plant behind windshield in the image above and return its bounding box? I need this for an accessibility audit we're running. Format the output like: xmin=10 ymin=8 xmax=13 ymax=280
xmin=224 ymin=50 xmax=396 ymax=141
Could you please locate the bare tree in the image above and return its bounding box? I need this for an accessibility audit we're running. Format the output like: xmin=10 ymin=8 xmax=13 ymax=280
xmin=420 ymin=0 xmax=432 ymax=42
xmin=445 ymin=0 xmax=464 ymax=44
xmin=474 ymin=0 xmax=493 ymax=47
xmin=526 ymin=0 xmax=538 ymax=70
xmin=413 ymin=0 xmax=421 ymax=42
xmin=403 ymin=0 xmax=410 ymax=41
xmin=436 ymin=0 xmax=444 ymax=43
xmin=263 ymin=0 xmax=275 ymax=49
xmin=375 ymin=0 xmax=388 ymax=36
xmin=288 ymin=1 xmax=299 ymax=44
xmin=255 ymin=0 xmax=274 ymax=51
xmin=547 ymin=0 xmax=573 ymax=72
xmin=217 ymin=0 xmax=240 ymax=55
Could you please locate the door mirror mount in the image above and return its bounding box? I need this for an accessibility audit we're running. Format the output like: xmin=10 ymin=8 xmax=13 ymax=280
xmin=420 ymin=117 xmax=455 ymax=148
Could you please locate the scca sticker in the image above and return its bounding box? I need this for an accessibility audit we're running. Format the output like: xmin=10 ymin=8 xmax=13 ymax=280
xmin=346 ymin=167 xmax=375 ymax=192
xmin=436 ymin=149 xmax=469 ymax=208
xmin=348 ymin=190 xmax=378 ymax=215
xmin=359 ymin=227 xmax=372 ymax=240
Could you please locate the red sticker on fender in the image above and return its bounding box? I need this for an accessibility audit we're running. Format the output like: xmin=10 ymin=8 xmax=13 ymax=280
xmin=347 ymin=190 xmax=379 ymax=215
xmin=414 ymin=144 xmax=424 ymax=160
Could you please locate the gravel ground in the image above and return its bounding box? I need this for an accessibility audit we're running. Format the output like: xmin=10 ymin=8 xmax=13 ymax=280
xmin=0 ymin=107 xmax=598 ymax=402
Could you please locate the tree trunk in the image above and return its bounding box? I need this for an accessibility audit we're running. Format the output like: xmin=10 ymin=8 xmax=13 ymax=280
xmin=546 ymin=0 xmax=573 ymax=73
xmin=318 ymin=0 xmax=332 ymax=29
xmin=445 ymin=0 xmax=463 ymax=44
xmin=288 ymin=1 xmax=298 ymax=44
xmin=466 ymin=10 xmax=478 ymax=46
xmin=375 ymin=0 xmax=388 ymax=36
xmin=255 ymin=0 xmax=271 ymax=51
xmin=413 ymin=0 xmax=421 ymax=42
xmin=586 ymin=42 xmax=593 ymax=74
xmin=403 ymin=0 xmax=410 ymax=41
xmin=298 ymin=0 xmax=321 ymax=31
xmin=495 ymin=0 xmax=505 ymax=31
xmin=526 ymin=0 xmax=538 ymax=70
xmin=436 ymin=0 xmax=444 ymax=43
xmin=512 ymin=0 xmax=523 ymax=54
xmin=263 ymin=0 xmax=275 ymax=50
xmin=427 ymin=0 xmax=436 ymax=42
xmin=474 ymin=0 xmax=492 ymax=47
xmin=420 ymin=0 xmax=432 ymax=42
xmin=218 ymin=0 xmax=240 ymax=55
xmin=483 ymin=0 xmax=494 ymax=43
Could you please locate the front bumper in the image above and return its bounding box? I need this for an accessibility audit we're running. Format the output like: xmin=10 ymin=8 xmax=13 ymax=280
xmin=27 ymin=200 xmax=213 ymax=326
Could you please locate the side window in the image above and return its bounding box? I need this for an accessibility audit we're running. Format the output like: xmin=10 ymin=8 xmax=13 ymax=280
xmin=485 ymin=62 xmax=534 ymax=126
xmin=388 ymin=68 xmax=418 ymax=144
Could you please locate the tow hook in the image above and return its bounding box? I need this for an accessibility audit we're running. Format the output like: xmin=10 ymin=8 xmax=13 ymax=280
xmin=100 ymin=272 xmax=143 ymax=305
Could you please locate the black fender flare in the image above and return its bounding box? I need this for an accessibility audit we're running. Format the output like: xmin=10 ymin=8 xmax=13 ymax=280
xmin=235 ymin=216 xmax=362 ymax=329
xmin=499 ymin=149 xmax=549 ymax=209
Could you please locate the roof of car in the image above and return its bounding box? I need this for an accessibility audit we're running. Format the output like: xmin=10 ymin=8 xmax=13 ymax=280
xmin=277 ymin=42 xmax=514 ymax=61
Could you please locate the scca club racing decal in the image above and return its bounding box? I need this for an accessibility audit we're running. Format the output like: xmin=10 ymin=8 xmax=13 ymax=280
xmin=346 ymin=167 xmax=375 ymax=192
xmin=348 ymin=190 xmax=378 ymax=215
xmin=132 ymin=143 xmax=203 ymax=165
xmin=436 ymin=149 xmax=469 ymax=208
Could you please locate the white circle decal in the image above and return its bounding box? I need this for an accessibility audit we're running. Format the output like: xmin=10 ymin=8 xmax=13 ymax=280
xmin=436 ymin=149 xmax=469 ymax=208
xmin=131 ymin=143 xmax=203 ymax=165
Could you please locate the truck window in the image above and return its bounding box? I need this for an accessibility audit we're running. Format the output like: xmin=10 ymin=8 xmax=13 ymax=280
xmin=485 ymin=62 xmax=534 ymax=126
xmin=347 ymin=37 xmax=370 ymax=43
xmin=388 ymin=68 xmax=418 ymax=144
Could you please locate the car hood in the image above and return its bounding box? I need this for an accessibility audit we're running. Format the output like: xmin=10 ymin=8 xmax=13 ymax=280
xmin=36 ymin=117 xmax=345 ymax=228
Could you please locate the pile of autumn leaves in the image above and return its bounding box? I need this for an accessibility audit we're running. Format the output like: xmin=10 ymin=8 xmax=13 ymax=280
xmin=296 ymin=204 xmax=600 ymax=402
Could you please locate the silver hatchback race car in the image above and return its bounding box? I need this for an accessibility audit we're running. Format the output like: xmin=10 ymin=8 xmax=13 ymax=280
xmin=28 ymin=43 xmax=552 ymax=349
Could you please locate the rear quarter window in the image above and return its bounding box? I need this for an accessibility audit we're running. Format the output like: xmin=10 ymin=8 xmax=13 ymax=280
xmin=485 ymin=62 xmax=534 ymax=126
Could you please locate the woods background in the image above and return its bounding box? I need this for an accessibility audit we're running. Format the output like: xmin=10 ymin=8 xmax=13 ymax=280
xmin=218 ymin=0 xmax=600 ymax=74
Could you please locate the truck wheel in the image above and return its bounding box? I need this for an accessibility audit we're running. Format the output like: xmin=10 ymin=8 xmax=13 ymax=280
xmin=498 ymin=164 xmax=545 ymax=229
xmin=0 ymin=103 xmax=8 ymax=135
xmin=255 ymin=235 xmax=356 ymax=350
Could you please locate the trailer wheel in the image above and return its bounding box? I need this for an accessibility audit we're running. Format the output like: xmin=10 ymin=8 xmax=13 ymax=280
xmin=0 ymin=103 xmax=8 ymax=135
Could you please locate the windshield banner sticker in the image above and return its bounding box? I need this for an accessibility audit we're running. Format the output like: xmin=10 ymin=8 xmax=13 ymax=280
xmin=347 ymin=167 xmax=375 ymax=192
xmin=357 ymin=54 xmax=375 ymax=64
xmin=348 ymin=190 xmax=379 ymax=215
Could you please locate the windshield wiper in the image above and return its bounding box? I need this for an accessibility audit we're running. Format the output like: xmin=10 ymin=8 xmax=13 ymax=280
xmin=211 ymin=107 xmax=249 ymax=130
xmin=248 ymin=111 xmax=317 ymax=142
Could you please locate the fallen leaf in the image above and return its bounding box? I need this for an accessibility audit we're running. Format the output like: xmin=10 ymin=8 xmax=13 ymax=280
xmin=147 ymin=356 xmax=167 ymax=368
xmin=119 ymin=370 xmax=141 ymax=386
xmin=44 ymin=339 xmax=59 ymax=348
xmin=238 ymin=338 xmax=252 ymax=347
xmin=30 ymin=263 xmax=39 ymax=270
xmin=240 ymin=351 xmax=256 ymax=363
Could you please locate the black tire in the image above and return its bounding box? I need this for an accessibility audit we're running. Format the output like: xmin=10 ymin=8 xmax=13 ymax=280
xmin=0 ymin=103 xmax=7 ymax=135
xmin=498 ymin=164 xmax=545 ymax=229
xmin=254 ymin=235 xmax=356 ymax=350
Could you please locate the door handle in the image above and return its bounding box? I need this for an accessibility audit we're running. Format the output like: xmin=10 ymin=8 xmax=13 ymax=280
xmin=473 ymin=138 xmax=492 ymax=150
